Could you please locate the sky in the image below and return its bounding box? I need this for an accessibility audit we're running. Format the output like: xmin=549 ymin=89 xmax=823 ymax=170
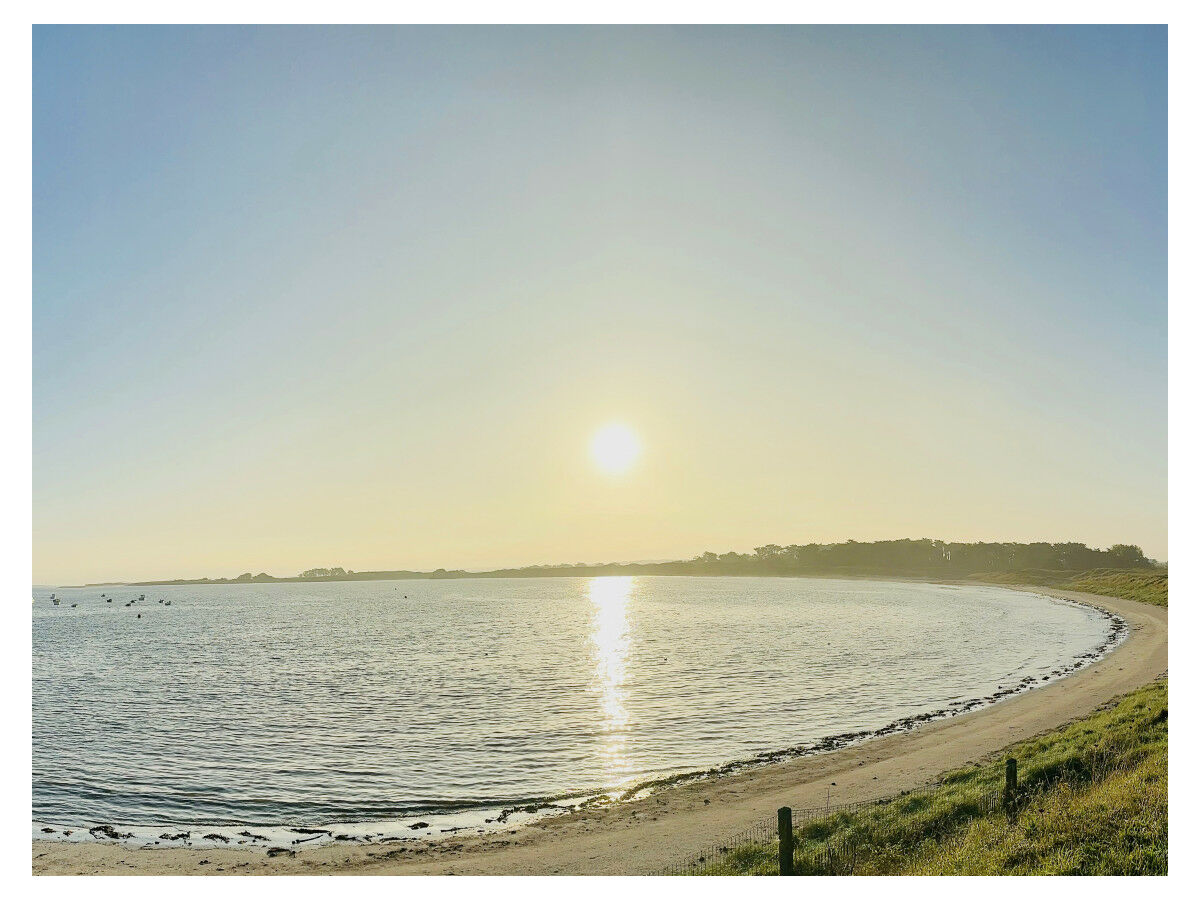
xmin=33 ymin=26 xmax=1167 ymax=584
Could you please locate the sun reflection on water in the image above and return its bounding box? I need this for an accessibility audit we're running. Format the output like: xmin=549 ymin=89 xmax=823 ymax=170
xmin=588 ymin=576 xmax=634 ymax=784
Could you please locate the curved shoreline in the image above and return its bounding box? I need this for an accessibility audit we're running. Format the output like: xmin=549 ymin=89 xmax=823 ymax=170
xmin=32 ymin=583 xmax=1167 ymax=875
xmin=30 ymin=587 xmax=1124 ymax=850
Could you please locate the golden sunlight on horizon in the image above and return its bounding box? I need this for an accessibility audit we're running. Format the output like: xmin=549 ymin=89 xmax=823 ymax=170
xmin=31 ymin=29 xmax=1167 ymax=587
xmin=590 ymin=423 xmax=641 ymax=476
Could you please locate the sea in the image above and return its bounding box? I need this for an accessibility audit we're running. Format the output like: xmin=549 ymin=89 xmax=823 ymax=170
xmin=32 ymin=576 xmax=1121 ymax=848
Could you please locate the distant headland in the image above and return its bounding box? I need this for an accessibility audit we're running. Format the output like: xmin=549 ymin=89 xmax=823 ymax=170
xmin=77 ymin=539 xmax=1160 ymax=587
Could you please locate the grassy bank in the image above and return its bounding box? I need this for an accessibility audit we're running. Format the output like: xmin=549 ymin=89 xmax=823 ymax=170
xmin=699 ymin=678 xmax=1167 ymax=875
xmin=972 ymin=567 xmax=1167 ymax=608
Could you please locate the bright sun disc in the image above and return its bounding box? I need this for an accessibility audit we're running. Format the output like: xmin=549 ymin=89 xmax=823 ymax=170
xmin=591 ymin=424 xmax=640 ymax=474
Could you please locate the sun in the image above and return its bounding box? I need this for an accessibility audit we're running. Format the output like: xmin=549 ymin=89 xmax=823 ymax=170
xmin=590 ymin=423 xmax=640 ymax=475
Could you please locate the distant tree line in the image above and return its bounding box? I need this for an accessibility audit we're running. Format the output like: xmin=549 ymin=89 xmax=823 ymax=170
xmin=127 ymin=539 xmax=1154 ymax=586
xmin=678 ymin=539 xmax=1152 ymax=577
xmin=468 ymin=539 xmax=1153 ymax=579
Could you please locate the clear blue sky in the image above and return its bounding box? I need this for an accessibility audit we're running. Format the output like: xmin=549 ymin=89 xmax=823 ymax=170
xmin=34 ymin=26 xmax=1167 ymax=584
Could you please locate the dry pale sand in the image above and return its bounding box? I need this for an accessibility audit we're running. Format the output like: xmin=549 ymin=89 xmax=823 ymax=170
xmin=32 ymin=584 xmax=1167 ymax=876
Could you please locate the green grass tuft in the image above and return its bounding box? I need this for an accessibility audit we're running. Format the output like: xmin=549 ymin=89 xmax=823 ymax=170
xmin=1060 ymin=569 xmax=1167 ymax=608
xmin=693 ymin=679 xmax=1167 ymax=875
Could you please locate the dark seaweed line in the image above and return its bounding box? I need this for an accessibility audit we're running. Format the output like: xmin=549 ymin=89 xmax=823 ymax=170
xmin=35 ymin=595 xmax=1125 ymax=845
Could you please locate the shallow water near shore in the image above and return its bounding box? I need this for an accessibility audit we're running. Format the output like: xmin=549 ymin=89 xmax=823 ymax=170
xmin=33 ymin=576 xmax=1121 ymax=848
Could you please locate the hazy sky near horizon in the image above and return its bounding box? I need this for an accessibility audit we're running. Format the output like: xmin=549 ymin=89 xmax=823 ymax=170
xmin=34 ymin=26 xmax=1166 ymax=584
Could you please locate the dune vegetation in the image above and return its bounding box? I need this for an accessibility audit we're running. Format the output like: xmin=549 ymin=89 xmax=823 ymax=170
xmin=1060 ymin=569 xmax=1168 ymax=608
xmin=697 ymin=677 xmax=1167 ymax=875
xmin=973 ymin=567 xmax=1167 ymax=608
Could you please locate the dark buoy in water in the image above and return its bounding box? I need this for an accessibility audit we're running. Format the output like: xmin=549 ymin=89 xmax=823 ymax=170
xmin=137 ymin=613 xmax=141 ymax=618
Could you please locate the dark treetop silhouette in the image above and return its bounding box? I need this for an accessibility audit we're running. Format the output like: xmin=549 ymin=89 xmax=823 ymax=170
xmin=106 ymin=539 xmax=1155 ymax=587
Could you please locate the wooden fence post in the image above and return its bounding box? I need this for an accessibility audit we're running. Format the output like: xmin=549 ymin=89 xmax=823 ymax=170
xmin=1004 ymin=758 xmax=1017 ymax=814
xmin=778 ymin=807 xmax=794 ymax=876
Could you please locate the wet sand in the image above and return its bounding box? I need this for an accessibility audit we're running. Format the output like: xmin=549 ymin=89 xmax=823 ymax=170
xmin=32 ymin=584 xmax=1167 ymax=875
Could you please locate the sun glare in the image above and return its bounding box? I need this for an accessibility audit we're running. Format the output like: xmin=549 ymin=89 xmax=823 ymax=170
xmin=590 ymin=423 xmax=640 ymax=475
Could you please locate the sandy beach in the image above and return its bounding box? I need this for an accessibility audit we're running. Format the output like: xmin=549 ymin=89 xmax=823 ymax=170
xmin=32 ymin=584 xmax=1167 ymax=876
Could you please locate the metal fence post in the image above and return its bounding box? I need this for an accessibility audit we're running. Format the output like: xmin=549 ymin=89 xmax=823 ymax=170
xmin=778 ymin=806 xmax=794 ymax=876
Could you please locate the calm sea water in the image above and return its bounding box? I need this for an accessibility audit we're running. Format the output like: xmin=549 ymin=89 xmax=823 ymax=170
xmin=33 ymin=576 xmax=1114 ymax=839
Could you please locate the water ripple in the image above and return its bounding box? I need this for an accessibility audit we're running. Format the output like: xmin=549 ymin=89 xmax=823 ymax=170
xmin=33 ymin=576 xmax=1112 ymax=829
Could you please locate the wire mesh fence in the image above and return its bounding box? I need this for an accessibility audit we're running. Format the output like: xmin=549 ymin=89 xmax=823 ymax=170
xmin=657 ymin=710 xmax=1160 ymax=875
xmin=795 ymin=787 xmax=1006 ymax=875
xmin=657 ymin=816 xmax=780 ymax=876
xmin=659 ymin=749 xmax=1138 ymax=875
xmin=659 ymin=780 xmax=1002 ymax=875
